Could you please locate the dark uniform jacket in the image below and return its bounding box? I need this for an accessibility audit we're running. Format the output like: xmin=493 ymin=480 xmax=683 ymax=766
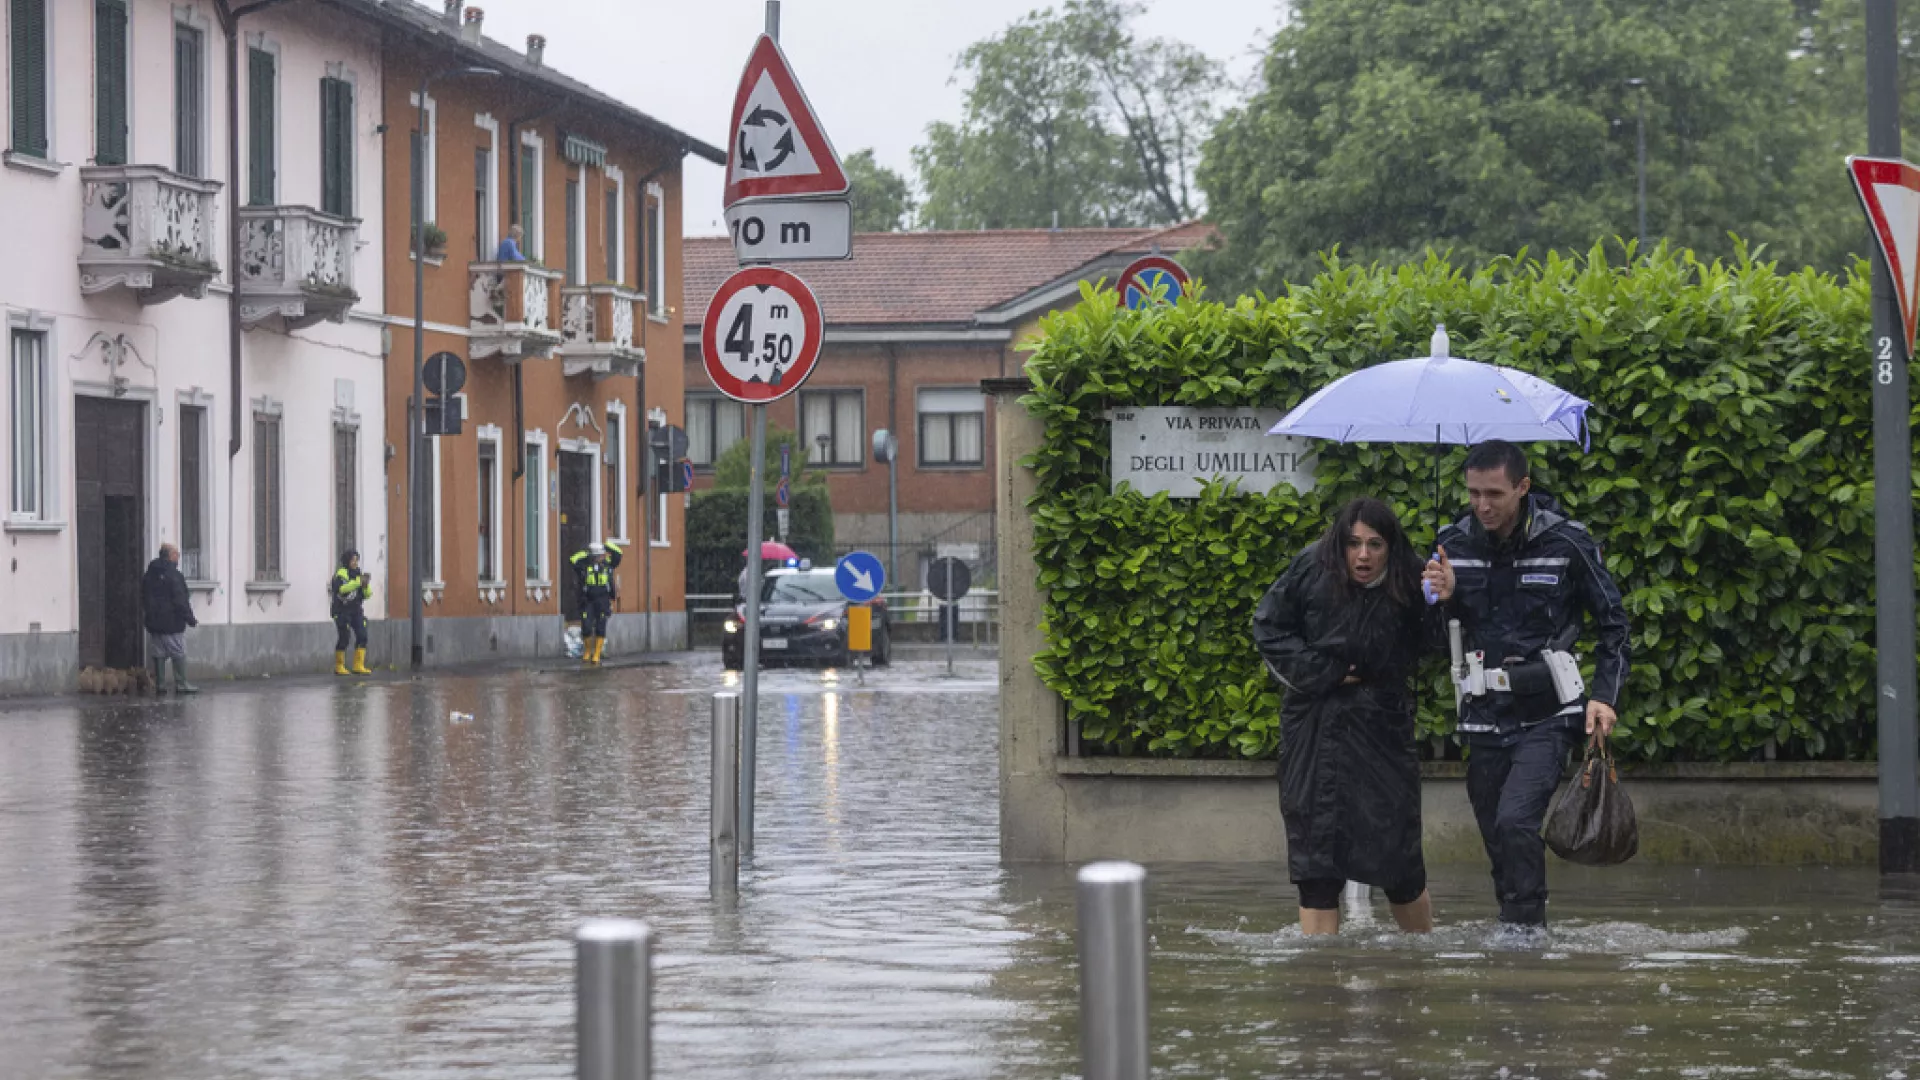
xmin=1252 ymin=544 xmax=1440 ymax=888
xmin=332 ymin=565 xmax=371 ymax=617
xmin=141 ymin=558 xmax=196 ymax=635
xmin=1435 ymin=492 xmax=1631 ymax=737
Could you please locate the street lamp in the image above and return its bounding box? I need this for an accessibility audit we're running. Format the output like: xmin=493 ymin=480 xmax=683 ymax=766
xmin=1624 ymin=77 xmax=1648 ymax=254
xmin=410 ymin=65 xmax=500 ymax=671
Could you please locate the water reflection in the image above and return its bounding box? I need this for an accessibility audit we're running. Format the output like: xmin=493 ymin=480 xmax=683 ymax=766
xmin=0 ymin=660 xmax=1914 ymax=1079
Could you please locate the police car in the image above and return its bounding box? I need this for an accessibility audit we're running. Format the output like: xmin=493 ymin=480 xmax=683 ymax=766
xmin=721 ymin=566 xmax=892 ymax=669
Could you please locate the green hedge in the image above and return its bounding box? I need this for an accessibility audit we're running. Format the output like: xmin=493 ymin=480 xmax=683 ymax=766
xmin=686 ymin=487 xmax=835 ymax=596
xmin=1022 ymin=244 xmax=1918 ymax=762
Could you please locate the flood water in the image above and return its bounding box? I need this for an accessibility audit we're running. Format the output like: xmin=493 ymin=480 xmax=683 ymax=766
xmin=0 ymin=654 xmax=1915 ymax=1079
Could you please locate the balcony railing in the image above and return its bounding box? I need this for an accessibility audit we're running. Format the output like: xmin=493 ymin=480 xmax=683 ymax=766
xmin=469 ymin=262 xmax=563 ymax=360
xmin=237 ymin=206 xmax=360 ymax=329
xmin=78 ymin=164 xmax=224 ymax=305
xmin=557 ymin=284 xmax=646 ymax=379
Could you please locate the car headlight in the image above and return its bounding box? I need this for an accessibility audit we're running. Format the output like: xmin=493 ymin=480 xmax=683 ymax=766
xmin=818 ymin=618 xmax=838 ymax=631
xmin=723 ymin=619 xmax=740 ymax=633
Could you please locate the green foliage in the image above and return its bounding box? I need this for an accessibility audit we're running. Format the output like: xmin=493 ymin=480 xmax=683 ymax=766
xmin=843 ymin=149 xmax=914 ymax=233
xmin=1196 ymin=0 xmax=1861 ymax=296
xmin=709 ymin=425 xmax=828 ymax=491
xmin=685 ymin=487 xmax=835 ymax=596
xmin=913 ymin=1 xmax=1221 ymax=229
xmin=1022 ymin=244 xmax=1914 ymax=763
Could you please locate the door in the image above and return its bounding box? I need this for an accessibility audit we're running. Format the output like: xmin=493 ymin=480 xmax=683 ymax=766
xmin=558 ymin=450 xmax=592 ymax=621
xmin=75 ymin=397 xmax=147 ymax=669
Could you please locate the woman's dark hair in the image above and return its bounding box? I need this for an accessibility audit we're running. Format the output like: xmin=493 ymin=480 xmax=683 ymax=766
xmin=1315 ymin=496 xmax=1423 ymax=607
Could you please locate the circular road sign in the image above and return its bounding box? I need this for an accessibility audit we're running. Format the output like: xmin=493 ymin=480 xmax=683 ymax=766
xmin=701 ymin=266 xmax=824 ymax=404
xmin=424 ymin=351 xmax=468 ymax=395
xmin=1119 ymin=255 xmax=1191 ymax=310
xmin=835 ymin=551 xmax=886 ymax=603
xmin=927 ymin=556 xmax=972 ymax=602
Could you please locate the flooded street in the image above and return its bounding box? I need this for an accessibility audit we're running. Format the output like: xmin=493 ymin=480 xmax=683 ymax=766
xmin=1 ymin=655 xmax=1916 ymax=1079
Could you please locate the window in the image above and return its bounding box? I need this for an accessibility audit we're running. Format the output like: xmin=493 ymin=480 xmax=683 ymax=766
xmin=518 ymin=134 xmax=543 ymax=258
xmin=252 ymin=411 xmax=283 ymax=581
xmin=604 ymin=184 xmax=621 ymax=282
xmin=801 ymin=389 xmax=865 ymax=467
xmin=333 ymin=424 xmax=357 ymax=560
xmin=524 ymin=436 xmax=548 ymax=580
xmin=408 ymin=92 xmax=436 ymax=230
xmin=644 ymin=185 xmax=665 ymax=318
xmin=9 ymin=0 xmax=48 ymax=159
xmin=424 ymin=435 xmax=442 ymax=583
xmin=478 ymin=435 xmax=500 ymax=582
xmin=474 ymin=146 xmax=492 ymax=260
xmin=653 ymin=492 xmax=669 ymax=546
xmin=174 ymin=22 xmax=204 ymax=178
xmin=9 ymin=328 xmax=46 ymax=518
xmin=246 ymin=47 xmax=275 ymax=204
xmin=320 ymin=76 xmax=353 ymax=217
xmin=685 ymin=393 xmax=744 ymax=468
xmin=565 ymin=176 xmax=582 ymax=284
xmin=180 ymin=403 xmax=208 ymax=578
xmin=605 ymin=406 xmax=627 ymax=541
xmin=95 ymin=0 xmax=128 ymax=166
xmin=917 ymin=388 xmax=985 ymax=467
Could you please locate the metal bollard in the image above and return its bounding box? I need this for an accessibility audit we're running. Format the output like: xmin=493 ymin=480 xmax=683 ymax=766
xmin=575 ymin=919 xmax=653 ymax=1080
xmin=711 ymin=692 xmax=741 ymax=897
xmin=1076 ymin=861 xmax=1149 ymax=1080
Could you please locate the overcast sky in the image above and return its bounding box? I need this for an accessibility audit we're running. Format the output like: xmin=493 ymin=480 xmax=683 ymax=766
xmin=461 ymin=0 xmax=1284 ymax=236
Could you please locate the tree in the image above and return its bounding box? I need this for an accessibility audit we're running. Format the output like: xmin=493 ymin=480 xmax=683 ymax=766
xmin=843 ymin=149 xmax=913 ymax=232
xmin=710 ymin=425 xmax=827 ymax=491
xmin=1197 ymin=0 xmax=1847 ymax=294
xmin=913 ymin=1 xmax=1223 ymax=230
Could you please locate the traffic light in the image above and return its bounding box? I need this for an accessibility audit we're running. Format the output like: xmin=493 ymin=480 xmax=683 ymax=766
xmin=649 ymin=423 xmax=690 ymax=493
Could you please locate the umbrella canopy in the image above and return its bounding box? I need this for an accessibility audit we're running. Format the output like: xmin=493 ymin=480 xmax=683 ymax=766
xmin=1268 ymin=326 xmax=1591 ymax=447
xmin=743 ymin=540 xmax=799 ymax=561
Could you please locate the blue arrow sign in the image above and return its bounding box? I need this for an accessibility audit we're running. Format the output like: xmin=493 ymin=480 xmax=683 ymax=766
xmin=834 ymin=550 xmax=885 ymax=602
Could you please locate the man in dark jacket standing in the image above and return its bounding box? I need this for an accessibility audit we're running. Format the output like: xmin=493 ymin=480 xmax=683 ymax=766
xmin=142 ymin=543 xmax=199 ymax=693
xmin=1424 ymin=441 xmax=1630 ymax=936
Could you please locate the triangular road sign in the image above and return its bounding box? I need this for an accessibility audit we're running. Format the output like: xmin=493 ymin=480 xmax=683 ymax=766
xmin=1848 ymin=155 xmax=1920 ymax=356
xmin=723 ymin=35 xmax=848 ymax=208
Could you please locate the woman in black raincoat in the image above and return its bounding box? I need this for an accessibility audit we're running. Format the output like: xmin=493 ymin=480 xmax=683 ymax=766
xmin=1252 ymin=497 xmax=1441 ymax=935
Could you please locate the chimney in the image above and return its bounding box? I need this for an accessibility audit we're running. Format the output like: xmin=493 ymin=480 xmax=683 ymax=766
xmin=443 ymin=0 xmax=461 ymax=24
xmin=462 ymin=6 xmax=484 ymax=44
xmin=527 ymin=34 xmax=546 ymax=68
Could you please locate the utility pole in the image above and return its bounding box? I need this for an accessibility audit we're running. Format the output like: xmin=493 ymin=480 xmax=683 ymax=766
xmin=1865 ymin=0 xmax=1919 ymax=875
xmin=1625 ymin=78 xmax=1648 ymax=252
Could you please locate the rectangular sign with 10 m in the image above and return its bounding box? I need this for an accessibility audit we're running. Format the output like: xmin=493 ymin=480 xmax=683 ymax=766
xmin=726 ymin=198 xmax=852 ymax=262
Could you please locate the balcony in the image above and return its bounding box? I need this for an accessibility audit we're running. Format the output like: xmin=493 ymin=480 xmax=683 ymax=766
xmin=557 ymin=284 xmax=646 ymax=379
xmin=469 ymin=262 xmax=563 ymax=361
xmin=78 ymin=164 xmax=224 ymax=305
xmin=238 ymin=206 xmax=360 ymax=329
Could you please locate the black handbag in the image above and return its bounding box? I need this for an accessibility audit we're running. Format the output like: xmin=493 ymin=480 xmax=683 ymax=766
xmin=1542 ymin=736 xmax=1639 ymax=866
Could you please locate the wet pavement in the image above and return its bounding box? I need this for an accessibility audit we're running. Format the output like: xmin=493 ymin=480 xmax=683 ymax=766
xmin=0 ymin=654 xmax=1917 ymax=1079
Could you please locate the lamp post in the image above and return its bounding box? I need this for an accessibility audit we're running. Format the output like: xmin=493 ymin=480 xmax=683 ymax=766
xmin=410 ymin=65 xmax=500 ymax=671
xmin=1624 ymin=77 xmax=1648 ymax=253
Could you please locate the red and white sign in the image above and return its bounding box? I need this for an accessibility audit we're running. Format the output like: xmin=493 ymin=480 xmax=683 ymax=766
xmin=1849 ymin=155 xmax=1920 ymax=356
xmin=700 ymin=267 xmax=824 ymax=404
xmin=723 ymin=35 xmax=848 ymax=209
xmin=1118 ymin=254 xmax=1191 ymax=309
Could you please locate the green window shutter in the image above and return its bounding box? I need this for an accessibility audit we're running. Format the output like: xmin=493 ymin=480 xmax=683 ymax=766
xmin=11 ymin=0 xmax=48 ymax=157
xmin=519 ymin=145 xmax=536 ymax=240
xmin=95 ymin=1 xmax=128 ymax=165
xmin=320 ymin=77 xmax=352 ymax=218
xmin=248 ymin=49 xmax=275 ymax=204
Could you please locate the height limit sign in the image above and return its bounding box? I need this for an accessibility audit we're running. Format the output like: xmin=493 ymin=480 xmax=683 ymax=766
xmin=700 ymin=266 xmax=824 ymax=404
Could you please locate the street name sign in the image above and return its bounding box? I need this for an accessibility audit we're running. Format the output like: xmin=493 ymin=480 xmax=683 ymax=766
xmin=726 ymin=198 xmax=853 ymax=262
xmin=1110 ymin=407 xmax=1317 ymax=498
xmin=700 ymin=267 xmax=824 ymax=404
xmin=1848 ymin=155 xmax=1920 ymax=359
xmin=723 ymin=34 xmax=849 ymax=208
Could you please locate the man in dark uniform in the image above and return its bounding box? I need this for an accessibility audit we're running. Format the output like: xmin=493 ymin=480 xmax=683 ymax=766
xmin=569 ymin=540 xmax=623 ymax=665
xmin=1424 ymin=440 xmax=1630 ymax=935
xmin=332 ymin=550 xmax=373 ymax=676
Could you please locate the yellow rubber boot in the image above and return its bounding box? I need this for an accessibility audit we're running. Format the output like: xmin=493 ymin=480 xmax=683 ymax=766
xmin=352 ymin=648 xmax=371 ymax=675
xmin=582 ymin=637 xmax=596 ymax=665
xmin=334 ymin=651 xmax=349 ymax=676
xmin=594 ymin=637 xmax=606 ymax=664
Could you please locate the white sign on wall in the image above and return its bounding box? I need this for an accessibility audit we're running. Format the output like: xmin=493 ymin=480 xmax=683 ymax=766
xmin=1109 ymin=407 xmax=1317 ymax=498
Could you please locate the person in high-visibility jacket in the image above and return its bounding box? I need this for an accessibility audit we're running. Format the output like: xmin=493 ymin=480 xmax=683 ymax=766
xmin=332 ymin=550 xmax=374 ymax=675
xmin=569 ymin=540 xmax=623 ymax=665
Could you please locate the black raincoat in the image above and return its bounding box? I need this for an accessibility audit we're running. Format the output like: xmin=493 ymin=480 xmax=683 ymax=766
xmin=1251 ymin=543 xmax=1440 ymax=889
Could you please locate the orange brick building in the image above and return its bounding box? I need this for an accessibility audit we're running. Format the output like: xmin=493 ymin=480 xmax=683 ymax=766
xmin=378 ymin=2 xmax=721 ymax=660
xmin=681 ymin=223 xmax=1212 ymax=591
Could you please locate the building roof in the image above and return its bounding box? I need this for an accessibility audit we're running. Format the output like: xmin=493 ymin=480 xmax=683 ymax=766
xmin=332 ymin=0 xmax=725 ymax=164
xmin=683 ymin=221 xmax=1218 ymax=330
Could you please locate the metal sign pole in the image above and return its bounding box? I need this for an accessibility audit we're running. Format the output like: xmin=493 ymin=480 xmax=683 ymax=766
xmin=944 ymin=560 xmax=954 ymax=678
xmin=741 ymin=404 xmax=766 ymax=858
xmin=1866 ymin=0 xmax=1919 ymax=875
